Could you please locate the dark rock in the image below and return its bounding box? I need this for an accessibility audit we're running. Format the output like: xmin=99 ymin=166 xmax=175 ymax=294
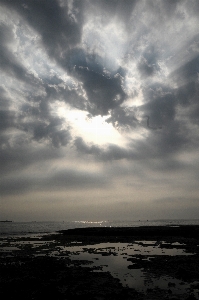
xmin=168 ymin=282 xmax=176 ymax=287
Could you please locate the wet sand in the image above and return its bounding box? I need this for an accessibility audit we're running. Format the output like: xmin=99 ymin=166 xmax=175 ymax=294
xmin=0 ymin=225 xmax=199 ymax=299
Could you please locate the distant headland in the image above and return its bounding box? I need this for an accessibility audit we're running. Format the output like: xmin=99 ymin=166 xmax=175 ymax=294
xmin=0 ymin=220 xmax=12 ymax=222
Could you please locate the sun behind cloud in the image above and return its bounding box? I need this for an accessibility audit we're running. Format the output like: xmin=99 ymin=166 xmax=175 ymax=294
xmin=51 ymin=101 xmax=126 ymax=146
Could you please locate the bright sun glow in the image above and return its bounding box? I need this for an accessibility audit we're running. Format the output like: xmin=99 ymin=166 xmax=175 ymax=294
xmin=51 ymin=102 xmax=126 ymax=146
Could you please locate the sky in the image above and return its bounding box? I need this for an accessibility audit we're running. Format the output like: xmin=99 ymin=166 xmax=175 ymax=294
xmin=0 ymin=0 xmax=199 ymax=222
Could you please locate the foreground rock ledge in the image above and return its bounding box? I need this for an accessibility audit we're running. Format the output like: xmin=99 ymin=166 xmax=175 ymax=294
xmin=1 ymin=225 xmax=199 ymax=300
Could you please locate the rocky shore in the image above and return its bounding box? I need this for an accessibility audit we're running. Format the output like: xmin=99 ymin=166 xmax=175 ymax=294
xmin=1 ymin=225 xmax=199 ymax=299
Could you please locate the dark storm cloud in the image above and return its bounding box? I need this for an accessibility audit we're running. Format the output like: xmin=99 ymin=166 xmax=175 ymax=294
xmin=0 ymin=0 xmax=86 ymax=108
xmin=1 ymin=0 xmax=128 ymax=116
xmin=62 ymin=42 xmax=127 ymax=113
xmin=0 ymin=0 xmax=199 ymax=161
xmin=1 ymin=0 xmax=83 ymax=57
xmin=1 ymin=0 xmax=198 ymax=151
xmin=1 ymin=2 xmax=85 ymax=110
xmin=74 ymin=66 xmax=126 ymax=116
xmin=43 ymin=81 xmax=87 ymax=111
xmin=74 ymin=65 xmax=196 ymax=160
xmin=106 ymin=107 xmax=138 ymax=129
xmin=66 ymin=45 xmax=127 ymax=115
xmin=32 ymin=117 xmax=71 ymax=148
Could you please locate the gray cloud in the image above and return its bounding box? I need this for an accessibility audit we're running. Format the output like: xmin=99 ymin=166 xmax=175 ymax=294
xmin=1 ymin=0 xmax=128 ymax=117
xmin=1 ymin=0 xmax=83 ymax=56
xmin=1 ymin=0 xmax=199 ymax=220
xmin=0 ymin=24 xmax=36 ymax=85
xmin=0 ymin=143 xmax=62 ymax=175
xmin=106 ymin=107 xmax=138 ymax=129
xmin=0 ymin=167 xmax=107 ymax=196
xmin=74 ymin=137 xmax=101 ymax=157
xmin=74 ymin=66 xmax=126 ymax=116
xmin=170 ymin=56 xmax=199 ymax=85
xmin=86 ymin=0 xmax=138 ymax=31
xmin=176 ymin=81 xmax=197 ymax=107
xmin=74 ymin=137 xmax=138 ymax=162
xmin=141 ymin=84 xmax=177 ymax=126
xmin=1 ymin=0 xmax=198 ymax=154
xmin=0 ymin=106 xmax=16 ymax=132
xmin=137 ymin=45 xmax=161 ymax=78
xmin=0 ymin=85 xmax=73 ymax=149
xmin=33 ymin=119 xmax=71 ymax=148
xmin=138 ymin=57 xmax=154 ymax=78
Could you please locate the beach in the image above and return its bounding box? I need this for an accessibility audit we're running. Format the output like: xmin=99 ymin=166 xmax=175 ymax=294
xmin=1 ymin=225 xmax=199 ymax=299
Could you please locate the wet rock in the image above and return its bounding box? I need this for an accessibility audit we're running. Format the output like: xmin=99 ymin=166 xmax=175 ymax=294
xmin=168 ymin=282 xmax=176 ymax=287
xmin=1 ymin=226 xmax=199 ymax=299
xmin=185 ymin=295 xmax=197 ymax=300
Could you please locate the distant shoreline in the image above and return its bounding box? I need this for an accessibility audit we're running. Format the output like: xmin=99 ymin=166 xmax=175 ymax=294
xmin=0 ymin=220 xmax=12 ymax=223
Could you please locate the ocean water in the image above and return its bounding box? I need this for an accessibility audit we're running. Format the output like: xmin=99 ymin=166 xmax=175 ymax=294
xmin=1 ymin=219 xmax=199 ymax=237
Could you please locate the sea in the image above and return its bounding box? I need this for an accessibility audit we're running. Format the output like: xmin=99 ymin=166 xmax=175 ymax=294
xmin=1 ymin=219 xmax=199 ymax=237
